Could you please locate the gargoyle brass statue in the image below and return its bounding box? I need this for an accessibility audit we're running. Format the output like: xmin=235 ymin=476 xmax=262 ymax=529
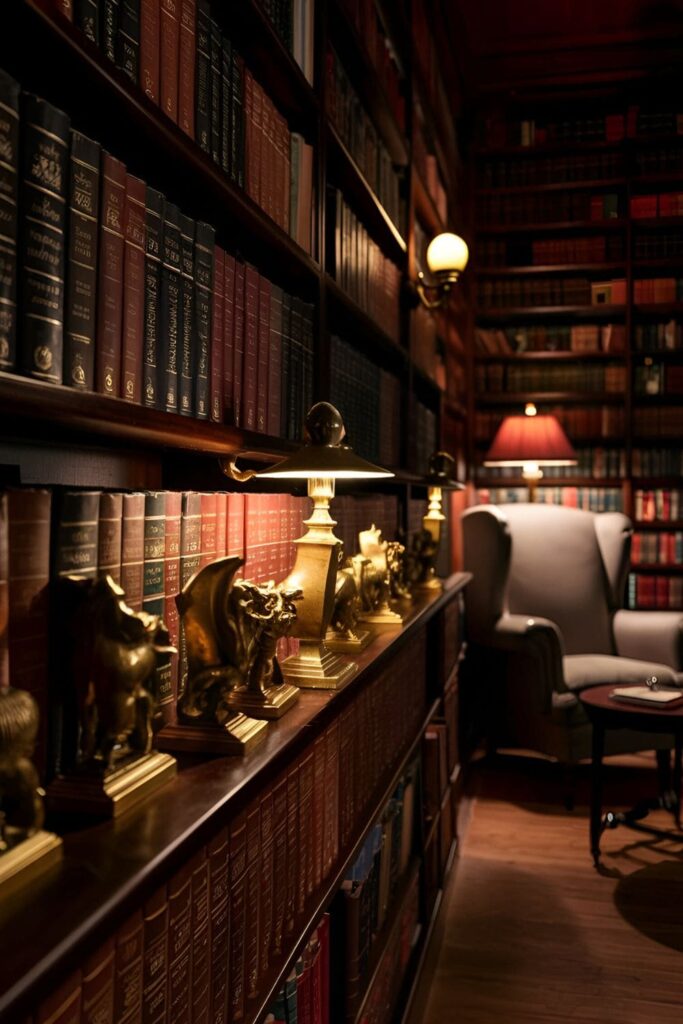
xmin=356 ymin=525 xmax=403 ymax=628
xmin=406 ymin=528 xmax=441 ymax=589
xmin=325 ymin=546 xmax=372 ymax=653
xmin=386 ymin=540 xmax=412 ymax=601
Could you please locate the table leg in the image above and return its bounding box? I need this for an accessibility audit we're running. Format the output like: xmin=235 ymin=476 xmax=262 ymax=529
xmin=674 ymin=733 xmax=682 ymax=829
xmin=590 ymin=719 xmax=605 ymax=867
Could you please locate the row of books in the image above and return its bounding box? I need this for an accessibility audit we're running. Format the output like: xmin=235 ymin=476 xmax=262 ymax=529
xmin=478 ymin=487 xmax=624 ymax=513
xmin=339 ymin=0 xmax=406 ymax=134
xmin=476 ymin=362 xmax=626 ymax=394
xmin=630 ymin=192 xmax=683 ymax=218
xmin=478 ymin=445 xmax=626 ymax=480
xmin=477 ymin=277 xmax=624 ymax=310
xmin=332 ymin=495 xmax=401 ymax=569
xmin=634 ymin=362 xmax=683 ymax=396
xmin=635 ymin=147 xmax=683 ymax=177
xmin=480 ymin=106 xmax=683 ymax=149
xmin=628 ymin=573 xmax=683 ymax=610
xmin=530 ymin=235 xmax=623 ymax=265
xmin=358 ymin=869 xmax=420 ymax=1024
xmin=477 ymin=191 xmax=621 ymax=227
xmin=410 ymin=304 xmax=447 ymax=392
xmin=413 ymin=108 xmax=448 ymax=226
xmin=634 ymin=489 xmax=683 ymax=523
xmin=632 ymin=447 xmax=683 ymax=477
xmin=633 ymin=405 xmax=683 ymax=438
xmin=326 ymin=190 xmax=401 ymax=343
xmin=634 ymin=231 xmax=683 ymax=260
xmin=260 ymin=0 xmax=315 ymax=85
xmin=475 ymin=323 xmax=626 ymax=354
xmin=329 ymin=335 xmax=401 ymax=468
xmin=409 ymin=401 xmax=438 ymax=476
xmin=633 ymin=320 xmax=683 ymax=351
xmin=55 ymin=0 xmax=315 ymax=252
xmin=477 ymin=151 xmax=624 ymax=189
xmin=474 ymin=405 xmax=626 ymax=442
xmin=326 ymin=48 xmax=402 ymax=230
xmin=266 ymin=917 xmax=329 ymax=1024
xmin=632 ymin=532 xmax=683 ymax=566
xmin=633 ymin=277 xmax=683 ymax=303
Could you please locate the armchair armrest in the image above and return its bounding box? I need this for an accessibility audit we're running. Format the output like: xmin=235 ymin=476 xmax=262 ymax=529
xmin=485 ymin=614 xmax=566 ymax=703
xmin=613 ymin=609 xmax=683 ymax=671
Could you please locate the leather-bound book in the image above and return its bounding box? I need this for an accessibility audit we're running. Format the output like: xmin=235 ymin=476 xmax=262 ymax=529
xmin=117 ymin=0 xmax=140 ymax=83
xmin=232 ymin=259 xmax=245 ymax=426
xmin=267 ymin=284 xmax=282 ymax=436
xmin=120 ymin=492 xmax=145 ymax=610
xmin=191 ymin=848 xmax=211 ymax=1024
xmin=195 ymin=0 xmax=211 ymax=154
xmin=228 ymin=812 xmax=247 ymax=1023
xmin=64 ymin=130 xmax=100 ymax=390
xmin=81 ymin=939 xmax=114 ymax=1024
xmin=215 ymin=492 xmax=227 ymax=557
xmin=74 ymin=0 xmax=99 ymax=43
xmin=114 ymin=911 xmax=144 ymax=1024
xmin=210 ymin=245 xmax=224 ymax=423
xmin=230 ymin=49 xmax=244 ymax=187
xmin=220 ymin=36 xmax=231 ymax=174
xmin=245 ymin=800 xmax=261 ymax=1000
xmin=53 ymin=490 xmax=100 ymax=580
xmin=298 ymin=749 xmax=314 ymax=909
xmin=140 ymin=0 xmax=160 ymax=102
xmin=243 ymin=70 xmax=254 ymax=201
xmin=226 ymin=492 xmax=244 ymax=565
xmin=178 ymin=490 xmax=200 ymax=697
xmin=243 ymin=264 xmax=259 ymax=431
xmin=121 ymin=173 xmax=146 ymax=403
xmin=0 ymin=70 xmax=19 ymax=372
xmin=20 ymin=94 xmax=69 ymax=384
xmin=178 ymin=0 xmax=196 ymax=139
xmin=142 ymin=886 xmax=168 ymax=1024
xmin=285 ymin=758 xmax=300 ymax=935
xmin=209 ymin=20 xmax=221 ymax=164
xmin=158 ymin=202 xmax=181 ymax=412
xmin=199 ymin=491 xmax=217 ymax=569
xmin=178 ymin=213 xmax=195 ymax=417
xmin=259 ymin=787 xmax=274 ymax=979
xmin=160 ymin=0 xmax=180 ymax=123
xmin=95 ymin=152 xmax=126 ymax=397
xmin=279 ymin=290 xmax=291 ymax=438
xmin=323 ymin=720 xmax=339 ymax=873
xmin=143 ymin=491 xmax=173 ymax=718
xmin=318 ymin=913 xmax=330 ymax=1024
xmin=161 ymin=489 xmax=181 ymax=722
xmin=312 ymin=732 xmax=325 ymax=890
xmin=97 ymin=491 xmax=123 ymax=584
xmin=35 ymin=969 xmax=82 ymax=1024
xmin=207 ymin=827 xmax=229 ymax=1024
xmin=193 ymin=220 xmax=214 ymax=420
xmin=142 ymin=186 xmax=164 ymax=408
xmin=168 ymin=861 xmax=193 ymax=1024
xmin=223 ymin=253 xmax=235 ymax=423
xmin=287 ymin=297 xmax=303 ymax=441
xmin=102 ymin=0 xmax=121 ymax=63
xmin=271 ymin=770 xmax=288 ymax=959
xmin=256 ymin=275 xmax=270 ymax=433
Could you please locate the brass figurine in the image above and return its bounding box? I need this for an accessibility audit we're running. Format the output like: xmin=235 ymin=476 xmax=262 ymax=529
xmin=325 ymin=546 xmax=372 ymax=653
xmin=405 ymin=528 xmax=441 ymax=590
xmin=386 ymin=540 xmax=412 ymax=601
xmin=356 ymin=525 xmax=403 ymax=629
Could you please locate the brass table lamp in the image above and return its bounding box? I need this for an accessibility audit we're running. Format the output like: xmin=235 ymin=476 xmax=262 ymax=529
xmin=411 ymin=451 xmax=464 ymax=592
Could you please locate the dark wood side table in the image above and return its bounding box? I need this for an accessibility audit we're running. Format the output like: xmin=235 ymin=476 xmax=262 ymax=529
xmin=579 ymin=684 xmax=683 ymax=866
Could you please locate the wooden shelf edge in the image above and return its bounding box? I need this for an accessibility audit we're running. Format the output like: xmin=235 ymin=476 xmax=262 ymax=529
xmin=475 ymin=262 xmax=626 ymax=276
xmin=475 ymin=351 xmax=626 ymax=361
xmin=476 ymin=391 xmax=625 ymax=405
xmin=477 ymin=305 xmax=627 ymax=319
xmin=475 ymin=176 xmax=627 ymax=196
xmin=477 ymin=218 xmax=627 ymax=234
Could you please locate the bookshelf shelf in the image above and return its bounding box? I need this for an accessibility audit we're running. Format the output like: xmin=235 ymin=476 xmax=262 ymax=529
xmin=633 ymin=521 xmax=683 ymax=530
xmin=475 ymin=177 xmax=627 ymax=197
xmin=475 ymin=476 xmax=623 ymax=488
xmin=477 ymin=218 xmax=627 ymax=235
xmin=475 ymin=351 xmax=626 ymax=362
xmin=631 ymin=216 xmax=683 ymax=230
xmin=474 ymin=138 xmax=627 ymax=158
xmin=476 ymin=391 xmax=625 ymax=405
xmin=633 ymin=394 xmax=683 ymax=404
xmin=475 ymin=262 xmax=627 ymax=276
xmin=631 ymin=564 xmax=683 ymax=574
xmin=476 ymin=304 xmax=627 ymax=319
xmin=634 ymin=303 xmax=683 ymax=315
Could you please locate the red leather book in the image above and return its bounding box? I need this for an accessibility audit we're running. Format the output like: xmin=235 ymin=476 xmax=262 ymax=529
xmin=121 ymin=173 xmax=146 ymax=403
xmin=7 ymin=489 xmax=51 ymax=777
xmin=228 ymin=811 xmax=248 ymax=1023
xmin=162 ymin=490 xmax=181 ymax=722
xmin=223 ymin=254 xmax=236 ymax=424
xmin=233 ymin=260 xmax=245 ymax=427
xmin=259 ymin=787 xmax=274 ymax=979
xmin=210 ymin=246 xmax=225 ymax=424
xmin=96 ymin=152 xmax=126 ymax=397
xmin=121 ymin=492 xmax=145 ymax=611
xmin=199 ymin=492 xmax=217 ymax=568
xmin=35 ymin=969 xmax=81 ymax=1023
xmin=215 ymin=492 xmax=227 ymax=557
xmin=243 ymin=264 xmax=259 ymax=431
xmin=271 ymin=770 xmax=288 ymax=959
xmin=260 ymin=96 xmax=273 ymax=220
xmin=244 ymin=69 xmax=255 ymax=203
xmin=140 ymin=0 xmax=160 ymax=102
xmin=160 ymin=0 xmax=180 ymax=123
xmin=285 ymin=758 xmax=300 ymax=935
xmin=245 ymin=799 xmax=261 ymax=1000
xmin=251 ymin=81 xmax=264 ymax=209
xmin=114 ymin=911 xmax=144 ymax=1024
xmin=323 ymin=720 xmax=339 ymax=873
xmin=178 ymin=0 xmax=196 ymax=138
xmin=312 ymin=732 xmax=325 ymax=890
xmin=256 ymin=275 xmax=270 ymax=433
xmin=81 ymin=939 xmax=114 ymax=1024
xmin=191 ymin=848 xmax=210 ymax=1024
xmin=168 ymin=861 xmax=193 ymax=1024
xmin=208 ymin=827 xmax=229 ymax=1024
xmin=267 ymin=285 xmax=283 ymax=437
xmin=142 ymin=886 xmax=168 ymax=1024
xmin=298 ymin=749 xmax=314 ymax=910
xmin=226 ymin=492 xmax=245 ymax=565
xmin=98 ymin=491 xmax=123 ymax=584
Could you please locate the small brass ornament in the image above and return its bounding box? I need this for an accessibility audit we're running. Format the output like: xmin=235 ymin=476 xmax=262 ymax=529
xmin=406 ymin=527 xmax=441 ymax=591
xmin=325 ymin=546 xmax=372 ymax=653
xmin=356 ymin=525 xmax=403 ymax=629
xmin=386 ymin=539 xmax=412 ymax=601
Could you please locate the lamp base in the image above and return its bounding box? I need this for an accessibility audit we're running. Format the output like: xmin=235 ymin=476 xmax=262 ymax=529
xmin=224 ymin=682 xmax=300 ymax=719
xmin=281 ymin=641 xmax=357 ymax=690
xmin=47 ymin=752 xmax=177 ymax=818
xmin=324 ymin=627 xmax=373 ymax=654
xmin=360 ymin=601 xmax=404 ymax=630
xmin=157 ymin=713 xmax=268 ymax=755
xmin=0 ymin=830 xmax=63 ymax=897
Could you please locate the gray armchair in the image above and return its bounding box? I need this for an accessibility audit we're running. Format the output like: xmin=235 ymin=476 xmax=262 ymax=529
xmin=461 ymin=503 xmax=683 ymax=763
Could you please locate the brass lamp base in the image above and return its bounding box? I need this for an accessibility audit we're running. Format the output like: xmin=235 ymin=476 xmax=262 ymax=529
xmin=360 ymin=602 xmax=404 ymax=630
xmin=157 ymin=713 xmax=267 ymax=755
xmin=47 ymin=751 xmax=177 ymax=818
xmin=281 ymin=641 xmax=357 ymax=690
xmin=0 ymin=831 xmax=63 ymax=897
xmin=225 ymin=682 xmax=300 ymax=720
xmin=324 ymin=628 xmax=373 ymax=654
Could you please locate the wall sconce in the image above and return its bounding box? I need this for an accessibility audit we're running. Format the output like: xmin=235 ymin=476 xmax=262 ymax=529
xmin=484 ymin=403 xmax=577 ymax=502
xmin=415 ymin=232 xmax=469 ymax=311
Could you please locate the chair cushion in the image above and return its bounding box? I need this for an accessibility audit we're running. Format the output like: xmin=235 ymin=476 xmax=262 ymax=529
xmin=563 ymin=653 xmax=682 ymax=692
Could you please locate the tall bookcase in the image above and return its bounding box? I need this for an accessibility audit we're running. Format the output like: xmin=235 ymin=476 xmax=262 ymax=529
xmin=0 ymin=2 xmax=470 ymax=1023
xmin=470 ymin=80 xmax=683 ymax=612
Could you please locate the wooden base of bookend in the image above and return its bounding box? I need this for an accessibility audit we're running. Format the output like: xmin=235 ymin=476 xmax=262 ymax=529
xmin=225 ymin=682 xmax=300 ymax=720
xmin=47 ymin=752 xmax=177 ymax=818
xmin=156 ymin=713 xmax=268 ymax=755
xmin=324 ymin=628 xmax=373 ymax=654
xmin=0 ymin=831 xmax=63 ymax=897
xmin=281 ymin=640 xmax=357 ymax=690
xmin=360 ymin=603 xmax=404 ymax=630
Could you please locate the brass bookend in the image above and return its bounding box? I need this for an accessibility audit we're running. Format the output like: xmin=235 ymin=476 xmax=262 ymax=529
xmin=278 ymin=640 xmax=358 ymax=690
xmin=355 ymin=527 xmax=404 ymax=629
xmin=325 ymin=547 xmax=373 ymax=654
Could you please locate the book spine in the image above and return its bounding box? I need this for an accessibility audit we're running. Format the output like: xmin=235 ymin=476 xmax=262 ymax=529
xmin=210 ymin=246 xmax=225 ymax=423
xmin=178 ymin=490 xmax=201 ymax=696
xmin=140 ymin=0 xmax=160 ymax=101
xmin=102 ymin=0 xmax=120 ymax=62
xmin=195 ymin=0 xmax=211 ymax=154
xmin=220 ymin=37 xmax=231 ymax=175
xmin=223 ymin=253 xmax=235 ymax=424
xmin=199 ymin=491 xmax=217 ymax=568
xmin=233 ymin=259 xmax=245 ymax=427
xmin=178 ymin=213 xmax=195 ymax=416
xmin=97 ymin=491 xmax=123 ymax=584
xmin=230 ymin=51 xmax=244 ymax=188
xmin=259 ymin=789 xmax=274 ymax=979
xmin=279 ymin=291 xmax=291 ymax=438
xmin=120 ymin=491 xmax=145 ymax=611
xmin=53 ymin=490 xmax=100 ymax=580
xmin=244 ymin=801 xmax=262 ymax=1001
xmin=298 ymin=750 xmax=314 ymax=910
xmin=96 ymin=152 xmax=126 ymax=396
xmin=178 ymin=0 xmax=196 ymax=139
xmin=121 ymin=173 xmax=146 ymax=403
xmin=35 ymin=969 xmax=82 ymax=1023
xmin=168 ymin=862 xmax=193 ymax=1024
xmin=209 ymin=20 xmax=222 ymax=164
xmin=143 ymin=492 xmax=172 ymax=718
xmin=20 ymin=94 xmax=69 ymax=384
xmin=117 ymin=0 xmax=141 ymax=83
xmin=159 ymin=202 xmax=181 ymax=412
xmin=142 ymin=886 xmax=168 ymax=1024
xmin=267 ymin=284 xmax=282 ymax=436
xmin=0 ymin=71 xmax=19 ymax=372
xmin=64 ymin=130 xmax=100 ymax=390
xmin=142 ymin=187 xmax=164 ymax=407
xmin=228 ymin=813 xmax=247 ymax=1023
xmin=161 ymin=490 xmax=181 ymax=724
xmin=191 ymin=849 xmax=211 ymax=1024
xmin=114 ymin=911 xmax=144 ymax=1024
xmin=193 ymin=221 xmax=214 ymax=420
xmin=271 ymin=774 xmax=288 ymax=959
xmin=256 ymin=275 xmax=270 ymax=433
xmin=208 ymin=828 xmax=229 ymax=1024
xmin=160 ymin=0 xmax=180 ymax=123
xmin=285 ymin=760 xmax=299 ymax=935
xmin=81 ymin=939 xmax=115 ymax=1024
xmin=243 ymin=265 xmax=259 ymax=431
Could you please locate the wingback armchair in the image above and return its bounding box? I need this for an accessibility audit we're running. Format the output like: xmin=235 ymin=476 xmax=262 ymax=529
xmin=461 ymin=503 xmax=683 ymax=763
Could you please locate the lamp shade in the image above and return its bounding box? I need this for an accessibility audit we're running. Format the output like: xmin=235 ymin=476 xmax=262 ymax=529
xmin=425 ymin=450 xmax=465 ymax=490
xmin=425 ymin=232 xmax=469 ymax=277
xmin=483 ymin=414 xmax=577 ymax=467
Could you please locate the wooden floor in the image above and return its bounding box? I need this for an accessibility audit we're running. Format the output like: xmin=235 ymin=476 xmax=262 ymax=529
xmin=419 ymin=753 xmax=683 ymax=1024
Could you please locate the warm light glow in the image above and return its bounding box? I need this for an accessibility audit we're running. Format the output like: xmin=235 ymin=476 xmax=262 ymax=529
xmin=425 ymin=232 xmax=469 ymax=277
xmin=484 ymin=414 xmax=577 ymax=468
xmin=525 ymin=403 xmax=537 ymax=416
xmin=257 ymin=468 xmax=392 ymax=480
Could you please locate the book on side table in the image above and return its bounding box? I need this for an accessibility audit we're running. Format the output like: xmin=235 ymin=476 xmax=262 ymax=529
xmin=609 ymin=686 xmax=683 ymax=708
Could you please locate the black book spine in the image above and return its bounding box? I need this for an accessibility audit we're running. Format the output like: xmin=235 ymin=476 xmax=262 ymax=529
xmin=117 ymin=0 xmax=140 ymax=84
xmin=209 ymin=19 xmax=222 ymax=165
xmin=193 ymin=220 xmax=214 ymax=419
xmin=64 ymin=130 xmax=100 ymax=390
xmin=230 ymin=50 xmax=244 ymax=188
xmin=280 ymin=290 xmax=291 ymax=439
xmin=20 ymin=94 xmax=70 ymax=384
xmin=0 ymin=71 xmax=19 ymax=373
xmin=195 ymin=0 xmax=211 ymax=155
xmin=102 ymin=0 xmax=120 ymax=62
xmin=143 ymin=186 xmax=164 ymax=407
xmin=302 ymin=300 xmax=314 ymax=416
xmin=158 ymin=201 xmax=181 ymax=412
xmin=178 ymin=213 xmax=195 ymax=417
xmin=53 ymin=489 xmax=101 ymax=579
xmin=220 ymin=35 xmax=232 ymax=176
xmin=288 ymin=296 xmax=302 ymax=441
xmin=74 ymin=0 xmax=99 ymax=44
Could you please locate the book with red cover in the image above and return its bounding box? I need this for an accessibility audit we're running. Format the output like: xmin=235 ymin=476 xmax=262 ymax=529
xmin=140 ymin=0 xmax=160 ymax=101
xmin=312 ymin=732 xmax=325 ymax=890
xmin=199 ymin=492 xmax=217 ymax=568
xmin=208 ymin=827 xmax=229 ymax=1024
xmin=271 ymin=770 xmax=288 ymax=960
xmin=168 ymin=861 xmax=193 ymax=1024
xmin=223 ymin=254 xmax=236 ymax=424
xmin=178 ymin=491 xmax=201 ymax=696
xmin=81 ymin=939 xmax=114 ymax=1024
xmin=267 ymin=284 xmax=282 ymax=437
xmin=121 ymin=174 xmax=146 ymax=403
xmin=121 ymin=492 xmax=145 ymax=611
xmin=160 ymin=0 xmax=180 ymax=123
xmin=96 ymin=152 xmax=126 ymax=397
xmin=227 ymin=492 xmax=245 ymax=565
xmin=191 ymin=848 xmax=211 ymax=1024
xmin=243 ymin=264 xmax=259 ymax=431
xmin=162 ymin=490 xmax=181 ymax=722
xmin=229 ymin=811 xmax=248 ymax=1023
xmin=211 ymin=246 xmax=225 ymax=424
xmin=114 ymin=911 xmax=143 ymax=1024
xmin=245 ymin=799 xmax=262 ymax=1000
xmin=256 ymin=275 xmax=270 ymax=433
xmin=233 ymin=260 xmax=246 ymax=427
xmin=98 ymin=491 xmax=123 ymax=584
xmin=215 ymin=491 xmax=227 ymax=557
xmin=142 ymin=886 xmax=169 ymax=1024
xmin=178 ymin=0 xmax=196 ymax=138
xmin=323 ymin=720 xmax=339 ymax=873
xmin=298 ymin=748 xmax=314 ymax=910
xmin=285 ymin=757 xmax=300 ymax=935
xmin=35 ymin=969 xmax=81 ymax=1023
xmin=244 ymin=69 xmax=255 ymax=202
xmin=259 ymin=787 xmax=274 ymax=978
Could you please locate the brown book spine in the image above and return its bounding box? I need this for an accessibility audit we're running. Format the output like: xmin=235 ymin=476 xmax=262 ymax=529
xmin=114 ymin=911 xmax=144 ymax=1024
xmin=298 ymin=749 xmax=314 ymax=909
xmin=243 ymin=265 xmax=259 ymax=431
xmin=323 ymin=720 xmax=339 ymax=873
xmin=140 ymin=0 xmax=160 ymax=101
xmin=312 ymin=732 xmax=325 ymax=889
xmin=228 ymin=812 xmax=247 ymax=1022
xmin=142 ymin=886 xmax=169 ymax=1024
xmin=199 ymin=492 xmax=217 ymax=569
xmin=161 ymin=490 xmax=181 ymax=723
xmin=222 ymin=254 xmax=235 ymax=423
xmin=121 ymin=492 xmax=145 ymax=611
xmin=208 ymin=827 xmax=229 ymax=1024
xmin=256 ymin=275 xmax=270 ymax=433
xmin=245 ymin=800 xmax=261 ymax=1001
xmin=271 ymin=771 xmax=288 ymax=959
xmin=210 ymin=246 xmax=225 ymax=424
xmin=215 ymin=492 xmax=227 ymax=558
xmin=232 ymin=260 xmax=245 ymax=427
xmin=98 ymin=491 xmax=123 ymax=584
xmin=191 ymin=848 xmax=211 ymax=1024
xmin=55 ymin=0 xmax=74 ymax=18
xmin=178 ymin=0 xmax=196 ymax=138
xmin=0 ymin=494 xmax=7 ymax=690
xmin=82 ymin=939 xmax=115 ymax=1024
xmin=259 ymin=787 xmax=274 ymax=979
xmin=35 ymin=969 xmax=82 ymax=1024
xmin=121 ymin=174 xmax=146 ymax=403
xmin=160 ymin=0 xmax=180 ymax=123
xmin=285 ymin=759 xmax=299 ymax=935
xmin=168 ymin=860 xmax=193 ymax=1024
xmin=96 ymin=152 xmax=126 ymax=396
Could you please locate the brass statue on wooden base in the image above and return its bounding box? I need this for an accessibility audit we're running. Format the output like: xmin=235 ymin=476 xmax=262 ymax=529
xmin=0 ymin=687 xmax=62 ymax=895
xmin=356 ymin=525 xmax=403 ymax=629
xmin=325 ymin=546 xmax=372 ymax=654
xmin=157 ymin=557 xmax=300 ymax=755
xmin=411 ymin=451 xmax=464 ymax=592
xmin=47 ymin=575 xmax=177 ymax=818
xmin=386 ymin=539 xmax=412 ymax=601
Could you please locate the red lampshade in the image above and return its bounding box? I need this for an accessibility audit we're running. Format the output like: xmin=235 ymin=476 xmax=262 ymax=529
xmin=484 ymin=414 xmax=577 ymax=467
